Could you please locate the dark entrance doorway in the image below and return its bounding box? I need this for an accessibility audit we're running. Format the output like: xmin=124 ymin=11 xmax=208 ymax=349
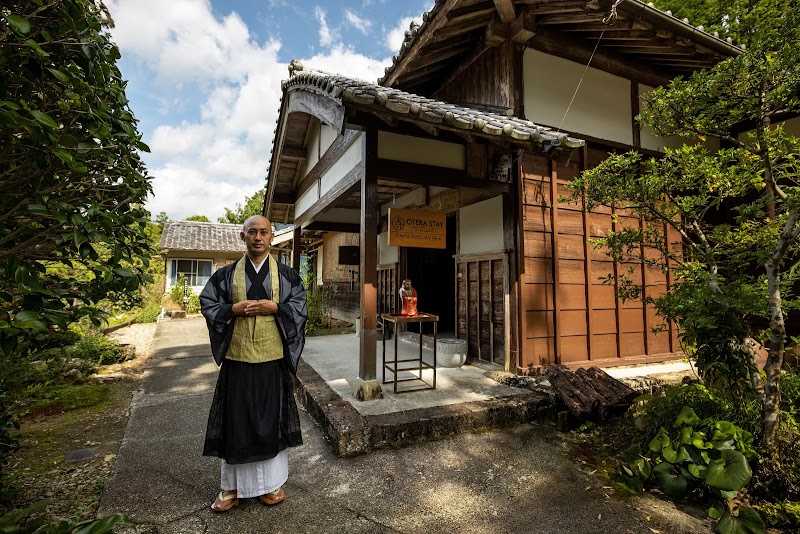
xmin=404 ymin=214 xmax=457 ymax=334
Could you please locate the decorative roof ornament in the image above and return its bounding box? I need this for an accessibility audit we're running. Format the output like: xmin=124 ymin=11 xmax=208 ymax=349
xmin=288 ymin=59 xmax=303 ymax=77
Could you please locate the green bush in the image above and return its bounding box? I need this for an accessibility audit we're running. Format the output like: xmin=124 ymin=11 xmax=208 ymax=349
xmin=615 ymin=406 xmax=764 ymax=534
xmin=133 ymin=303 xmax=161 ymax=323
xmin=0 ymin=499 xmax=129 ymax=533
xmin=65 ymin=335 xmax=124 ymax=367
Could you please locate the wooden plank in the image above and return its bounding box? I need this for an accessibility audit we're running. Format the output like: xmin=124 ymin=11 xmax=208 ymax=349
xmin=579 ymin=146 xmax=594 ymax=361
xmin=631 ymin=80 xmax=641 ymax=149
xmin=550 ymin=160 xmax=562 ymax=363
xmin=383 ymin=0 xmax=461 ymax=87
xmin=612 ymin=207 xmax=622 ymax=360
xmin=478 ymin=259 xmax=483 ymax=360
xmin=510 ymin=12 xmax=535 ymax=44
xmin=526 ymin=26 xmax=672 ymax=87
xmin=493 ymin=0 xmax=516 ymax=23
xmin=375 ymin=159 xmax=511 ymax=195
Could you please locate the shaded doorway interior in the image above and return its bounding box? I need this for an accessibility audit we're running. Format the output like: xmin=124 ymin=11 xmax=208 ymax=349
xmin=404 ymin=214 xmax=457 ymax=335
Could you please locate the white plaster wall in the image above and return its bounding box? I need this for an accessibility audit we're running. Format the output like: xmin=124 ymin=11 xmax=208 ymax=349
xmin=295 ymin=186 xmax=318 ymax=218
xmin=458 ymin=196 xmax=503 ymax=255
xmin=378 ymin=131 xmax=465 ymax=169
xmin=304 ymin=123 xmax=321 ymax=174
xmin=320 ymin=124 xmax=337 ymax=153
xmin=303 ymin=123 xmax=338 ymax=174
xmin=319 ymin=133 xmax=363 ymax=196
xmin=378 ymin=231 xmax=399 ymax=265
xmin=523 ymin=49 xmax=632 ymax=146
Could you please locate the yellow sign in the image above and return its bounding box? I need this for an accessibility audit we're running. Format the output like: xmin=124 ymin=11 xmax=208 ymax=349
xmin=388 ymin=208 xmax=446 ymax=249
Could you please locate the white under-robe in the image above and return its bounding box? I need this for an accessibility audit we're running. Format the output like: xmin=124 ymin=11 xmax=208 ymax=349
xmin=220 ymin=449 xmax=288 ymax=498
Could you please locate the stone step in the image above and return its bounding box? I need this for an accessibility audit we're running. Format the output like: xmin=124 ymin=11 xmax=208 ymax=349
xmin=294 ymin=361 xmax=552 ymax=457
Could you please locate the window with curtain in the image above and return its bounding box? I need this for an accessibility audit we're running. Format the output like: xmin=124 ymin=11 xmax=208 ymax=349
xmin=171 ymin=259 xmax=213 ymax=286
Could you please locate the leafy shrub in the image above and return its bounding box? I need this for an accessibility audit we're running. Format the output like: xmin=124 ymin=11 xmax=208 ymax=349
xmin=133 ymin=303 xmax=161 ymax=323
xmin=0 ymin=499 xmax=129 ymax=533
xmin=0 ymin=391 xmax=20 ymax=505
xmin=186 ymin=293 xmax=200 ymax=314
xmin=65 ymin=335 xmax=123 ymax=367
xmin=615 ymin=406 xmax=764 ymax=533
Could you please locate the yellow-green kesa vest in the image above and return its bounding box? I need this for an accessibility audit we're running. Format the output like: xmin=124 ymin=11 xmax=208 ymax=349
xmin=226 ymin=255 xmax=284 ymax=363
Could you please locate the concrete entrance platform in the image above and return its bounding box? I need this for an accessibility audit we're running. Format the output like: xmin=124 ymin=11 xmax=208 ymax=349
xmin=297 ymin=334 xmax=551 ymax=457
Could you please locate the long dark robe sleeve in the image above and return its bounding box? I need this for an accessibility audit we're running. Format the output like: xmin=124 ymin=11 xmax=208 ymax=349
xmin=275 ymin=263 xmax=307 ymax=375
xmin=200 ymin=264 xmax=236 ymax=366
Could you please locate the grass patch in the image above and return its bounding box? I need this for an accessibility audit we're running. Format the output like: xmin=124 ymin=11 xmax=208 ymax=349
xmin=19 ymin=384 xmax=110 ymax=419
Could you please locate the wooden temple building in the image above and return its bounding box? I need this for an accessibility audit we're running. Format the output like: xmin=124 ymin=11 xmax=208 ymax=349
xmin=262 ymin=0 xmax=751 ymax=391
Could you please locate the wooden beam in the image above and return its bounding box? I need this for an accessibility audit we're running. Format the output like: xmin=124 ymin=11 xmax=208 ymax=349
xmin=493 ymin=0 xmax=516 ymax=24
xmin=292 ymin=225 xmax=301 ymax=271
xmin=383 ymin=0 xmax=461 ymax=87
xmin=272 ymin=192 xmax=296 ymax=204
xmin=448 ymin=1 xmax=496 ymax=22
xmin=485 ymin=16 xmax=509 ymax=47
xmin=281 ymin=146 xmax=306 ymax=160
xmin=528 ymin=26 xmax=672 ymax=87
xmin=295 ymin=129 xmax=360 ymax=198
xmin=304 ymin=221 xmax=360 ymax=233
xmin=510 ymin=12 xmax=536 ymax=44
xmin=359 ymin=126 xmax=379 ymax=382
xmin=375 ymin=158 xmax=512 ymax=194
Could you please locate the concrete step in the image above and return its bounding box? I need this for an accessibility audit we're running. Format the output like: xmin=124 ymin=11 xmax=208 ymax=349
xmin=294 ymin=360 xmax=552 ymax=457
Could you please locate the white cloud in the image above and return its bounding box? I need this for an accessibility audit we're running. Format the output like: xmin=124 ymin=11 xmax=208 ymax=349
xmin=105 ymin=0 xmax=391 ymax=221
xmin=314 ymin=6 xmax=336 ymax=48
xmin=344 ymin=9 xmax=373 ymax=34
xmin=385 ymin=15 xmax=422 ymax=53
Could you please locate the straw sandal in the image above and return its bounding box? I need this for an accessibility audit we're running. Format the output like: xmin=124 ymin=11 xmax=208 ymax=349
xmin=211 ymin=491 xmax=239 ymax=512
xmin=259 ymin=487 xmax=285 ymax=506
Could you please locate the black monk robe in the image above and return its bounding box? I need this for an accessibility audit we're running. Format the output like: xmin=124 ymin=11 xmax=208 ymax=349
xmin=199 ymin=257 xmax=307 ymax=373
xmin=199 ymin=257 xmax=306 ymax=464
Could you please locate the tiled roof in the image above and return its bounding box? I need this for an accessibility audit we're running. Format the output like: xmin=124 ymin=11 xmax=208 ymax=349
xmin=378 ymin=0 xmax=743 ymax=90
xmin=159 ymin=221 xmax=245 ymax=254
xmin=281 ymin=68 xmax=585 ymax=150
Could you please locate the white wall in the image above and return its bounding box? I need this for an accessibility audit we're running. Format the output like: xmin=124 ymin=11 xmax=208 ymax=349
xmin=458 ymin=196 xmax=503 ymax=255
xmin=295 ymin=132 xmax=363 ymax=219
xmin=378 ymin=231 xmax=399 ymax=265
xmin=320 ymin=133 xmax=363 ymax=196
xmin=523 ymin=49 xmax=632 ymax=146
xmin=316 ymin=246 xmax=323 ymax=286
xmin=378 ymin=131 xmax=465 ymax=169
xmin=304 ymin=123 xmax=338 ymax=175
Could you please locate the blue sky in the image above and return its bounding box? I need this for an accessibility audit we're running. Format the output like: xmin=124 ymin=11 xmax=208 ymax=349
xmin=105 ymin=0 xmax=433 ymax=220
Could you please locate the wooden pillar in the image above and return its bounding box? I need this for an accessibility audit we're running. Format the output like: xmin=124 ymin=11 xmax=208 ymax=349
xmin=503 ymin=190 xmax=518 ymax=373
xmin=359 ymin=128 xmax=379 ymax=383
xmin=292 ymin=226 xmax=302 ymax=272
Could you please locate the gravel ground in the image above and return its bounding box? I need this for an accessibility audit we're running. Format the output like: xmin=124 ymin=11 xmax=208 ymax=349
xmin=107 ymin=322 xmax=158 ymax=359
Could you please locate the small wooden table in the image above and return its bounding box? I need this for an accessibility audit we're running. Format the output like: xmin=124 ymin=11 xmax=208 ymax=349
xmin=380 ymin=313 xmax=438 ymax=393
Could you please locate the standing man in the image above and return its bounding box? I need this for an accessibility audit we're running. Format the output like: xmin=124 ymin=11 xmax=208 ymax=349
xmin=199 ymin=215 xmax=307 ymax=512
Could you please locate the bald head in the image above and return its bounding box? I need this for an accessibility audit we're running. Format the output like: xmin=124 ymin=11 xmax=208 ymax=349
xmin=242 ymin=215 xmax=271 ymax=233
xmin=240 ymin=215 xmax=272 ymax=261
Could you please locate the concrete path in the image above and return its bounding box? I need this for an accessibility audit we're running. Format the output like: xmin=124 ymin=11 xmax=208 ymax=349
xmin=99 ymin=317 xmax=710 ymax=533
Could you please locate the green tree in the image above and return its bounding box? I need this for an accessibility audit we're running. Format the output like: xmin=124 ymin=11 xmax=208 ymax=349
xmin=154 ymin=211 xmax=170 ymax=230
xmin=572 ymin=2 xmax=800 ymax=454
xmin=185 ymin=214 xmax=210 ymax=222
xmin=218 ymin=188 xmax=265 ymax=225
xmin=0 ymin=1 xmax=153 ymax=353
